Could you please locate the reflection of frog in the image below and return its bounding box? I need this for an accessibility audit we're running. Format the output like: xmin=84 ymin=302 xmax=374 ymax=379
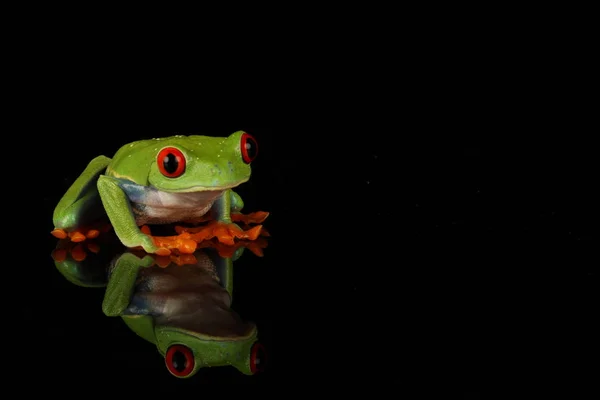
xmin=53 ymin=240 xmax=267 ymax=378
xmin=51 ymin=131 xmax=262 ymax=255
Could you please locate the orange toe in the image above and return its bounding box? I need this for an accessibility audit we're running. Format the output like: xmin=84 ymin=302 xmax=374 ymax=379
xmin=179 ymin=239 xmax=197 ymax=254
xmin=227 ymin=223 xmax=245 ymax=236
xmin=86 ymin=229 xmax=100 ymax=239
xmin=155 ymin=248 xmax=171 ymax=256
xmin=214 ymin=223 xmax=235 ymax=246
xmin=155 ymin=255 xmax=171 ymax=268
xmin=52 ymin=248 xmax=67 ymax=262
xmin=232 ymin=211 xmax=270 ymax=225
xmin=69 ymin=231 xmax=86 ymax=242
xmin=51 ymin=229 xmax=67 ymax=239
xmin=87 ymin=242 xmax=100 ymax=253
xmin=243 ymin=225 xmax=263 ymax=241
xmin=215 ymin=245 xmax=237 ymax=258
xmin=71 ymin=244 xmax=87 ymax=261
xmin=246 ymin=243 xmax=265 ymax=257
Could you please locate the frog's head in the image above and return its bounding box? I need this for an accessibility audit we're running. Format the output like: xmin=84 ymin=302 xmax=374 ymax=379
xmin=155 ymin=326 xmax=267 ymax=378
xmin=146 ymin=130 xmax=258 ymax=193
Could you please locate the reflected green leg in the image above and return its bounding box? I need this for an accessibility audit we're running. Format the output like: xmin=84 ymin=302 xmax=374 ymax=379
xmin=102 ymin=253 xmax=154 ymax=316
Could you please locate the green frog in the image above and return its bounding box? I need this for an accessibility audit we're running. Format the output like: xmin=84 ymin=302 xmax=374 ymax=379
xmin=52 ymin=131 xmax=262 ymax=255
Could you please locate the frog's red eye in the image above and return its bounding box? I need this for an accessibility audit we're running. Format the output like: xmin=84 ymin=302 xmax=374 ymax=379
xmin=241 ymin=132 xmax=258 ymax=164
xmin=165 ymin=345 xmax=195 ymax=377
xmin=250 ymin=342 xmax=267 ymax=374
xmin=157 ymin=147 xmax=186 ymax=178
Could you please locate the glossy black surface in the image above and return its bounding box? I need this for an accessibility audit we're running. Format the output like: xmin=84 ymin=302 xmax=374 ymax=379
xmin=18 ymin=128 xmax=597 ymax=395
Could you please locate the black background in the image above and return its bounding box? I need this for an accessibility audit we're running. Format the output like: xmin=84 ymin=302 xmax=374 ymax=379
xmin=13 ymin=126 xmax=597 ymax=396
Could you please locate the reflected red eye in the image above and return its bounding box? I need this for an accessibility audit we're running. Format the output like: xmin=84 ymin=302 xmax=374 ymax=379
xmin=157 ymin=147 xmax=186 ymax=178
xmin=250 ymin=342 xmax=267 ymax=374
xmin=241 ymin=132 xmax=258 ymax=164
xmin=165 ymin=345 xmax=195 ymax=377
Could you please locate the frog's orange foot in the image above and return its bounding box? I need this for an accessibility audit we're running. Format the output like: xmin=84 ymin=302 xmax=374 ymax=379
xmin=51 ymin=222 xmax=110 ymax=242
xmin=179 ymin=221 xmax=264 ymax=245
xmin=149 ymin=232 xmax=198 ymax=255
xmin=231 ymin=211 xmax=270 ymax=225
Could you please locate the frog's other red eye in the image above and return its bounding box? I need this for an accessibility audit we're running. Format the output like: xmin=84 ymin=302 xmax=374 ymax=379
xmin=157 ymin=147 xmax=186 ymax=178
xmin=249 ymin=342 xmax=267 ymax=374
xmin=165 ymin=345 xmax=195 ymax=377
xmin=241 ymin=132 xmax=258 ymax=164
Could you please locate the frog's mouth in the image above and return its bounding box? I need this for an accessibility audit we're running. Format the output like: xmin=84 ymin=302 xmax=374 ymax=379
xmin=149 ymin=177 xmax=249 ymax=194
xmin=118 ymin=178 xmax=243 ymax=210
xmin=155 ymin=180 xmax=247 ymax=194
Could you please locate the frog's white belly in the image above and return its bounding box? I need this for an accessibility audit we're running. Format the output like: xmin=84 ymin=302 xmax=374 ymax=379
xmin=130 ymin=188 xmax=224 ymax=225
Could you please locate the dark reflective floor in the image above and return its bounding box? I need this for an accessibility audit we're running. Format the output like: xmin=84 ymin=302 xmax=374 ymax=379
xmin=18 ymin=128 xmax=597 ymax=395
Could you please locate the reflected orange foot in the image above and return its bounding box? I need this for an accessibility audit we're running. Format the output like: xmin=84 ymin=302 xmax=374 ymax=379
xmin=197 ymin=237 xmax=269 ymax=258
xmin=231 ymin=211 xmax=270 ymax=225
xmin=51 ymin=241 xmax=101 ymax=262
xmin=154 ymin=253 xmax=199 ymax=268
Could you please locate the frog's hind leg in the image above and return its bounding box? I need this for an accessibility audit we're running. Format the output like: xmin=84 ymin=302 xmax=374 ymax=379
xmin=52 ymin=156 xmax=112 ymax=241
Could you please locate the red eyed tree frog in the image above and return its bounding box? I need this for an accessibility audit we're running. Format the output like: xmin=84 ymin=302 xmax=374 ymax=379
xmin=51 ymin=131 xmax=263 ymax=255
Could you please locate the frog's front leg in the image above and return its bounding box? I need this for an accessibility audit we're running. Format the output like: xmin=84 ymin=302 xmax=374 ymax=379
xmin=97 ymin=175 xmax=165 ymax=255
xmin=200 ymin=190 xmax=261 ymax=244
xmin=211 ymin=189 xmax=238 ymax=223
